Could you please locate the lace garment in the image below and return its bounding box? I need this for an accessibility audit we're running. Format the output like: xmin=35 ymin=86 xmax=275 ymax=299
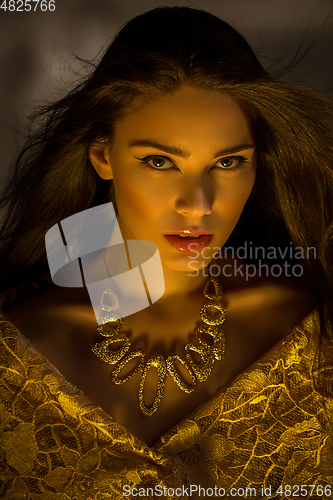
xmin=0 ymin=284 xmax=333 ymax=499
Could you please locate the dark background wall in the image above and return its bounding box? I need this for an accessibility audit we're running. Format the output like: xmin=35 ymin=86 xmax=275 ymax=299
xmin=0 ymin=0 xmax=332 ymax=176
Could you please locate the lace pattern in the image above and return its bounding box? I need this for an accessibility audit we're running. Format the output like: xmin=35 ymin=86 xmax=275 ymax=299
xmin=0 ymin=307 xmax=332 ymax=499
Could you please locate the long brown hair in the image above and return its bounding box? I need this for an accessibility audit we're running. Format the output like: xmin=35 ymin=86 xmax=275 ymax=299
xmin=1 ymin=7 xmax=333 ymax=352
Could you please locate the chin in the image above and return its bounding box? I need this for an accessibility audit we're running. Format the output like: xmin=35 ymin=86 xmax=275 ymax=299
xmin=161 ymin=254 xmax=215 ymax=276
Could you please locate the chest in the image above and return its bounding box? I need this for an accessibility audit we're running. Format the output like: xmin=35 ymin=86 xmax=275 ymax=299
xmin=4 ymin=280 xmax=314 ymax=446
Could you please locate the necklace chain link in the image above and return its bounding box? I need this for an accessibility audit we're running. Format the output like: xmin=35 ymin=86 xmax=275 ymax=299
xmin=91 ymin=252 xmax=226 ymax=416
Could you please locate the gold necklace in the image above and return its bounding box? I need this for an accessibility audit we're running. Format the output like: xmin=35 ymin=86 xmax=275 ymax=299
xmin=92 ymin=260 xmax=226 ymax=416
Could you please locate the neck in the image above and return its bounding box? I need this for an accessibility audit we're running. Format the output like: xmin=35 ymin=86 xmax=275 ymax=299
xmin=153 ymin=263 xmax=210 ymax=301
xmin=82 ymin=238 xmax=220 ymax=323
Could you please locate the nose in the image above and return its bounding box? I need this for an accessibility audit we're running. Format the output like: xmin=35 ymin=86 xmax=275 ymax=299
xmin=174 ymin=176 xmax=213 ymax=218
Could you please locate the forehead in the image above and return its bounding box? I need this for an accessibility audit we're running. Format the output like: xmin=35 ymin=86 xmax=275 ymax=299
xmin=114 ymin=86 xmax=253 ymax=149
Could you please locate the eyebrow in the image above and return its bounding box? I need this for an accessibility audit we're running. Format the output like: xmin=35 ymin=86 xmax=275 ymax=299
xmin=128 ymin=140 xmax=255 ymax=158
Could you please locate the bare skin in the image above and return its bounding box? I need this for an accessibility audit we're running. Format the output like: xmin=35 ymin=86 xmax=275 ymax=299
xmin=5 ymin=258 xmax=314 ymax=447
xmin=3 ymin=87 xmax=316 ymax=445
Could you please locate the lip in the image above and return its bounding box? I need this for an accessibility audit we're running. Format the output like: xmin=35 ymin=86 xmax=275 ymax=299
xmin=164 ymin=232 xmax=214 ymax=253
xmin=165 ymin=229 xmax=214 ymax=237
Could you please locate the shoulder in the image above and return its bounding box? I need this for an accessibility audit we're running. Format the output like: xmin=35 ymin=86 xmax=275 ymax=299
xmin=4 ymin=284 xmax=95 ymax=351
xmin=212 ymin=254 xmax=316 ymax=346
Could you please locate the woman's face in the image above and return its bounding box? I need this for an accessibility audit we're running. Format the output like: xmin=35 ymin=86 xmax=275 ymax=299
xmin=92 ymin=86 xmax=256 ymax=274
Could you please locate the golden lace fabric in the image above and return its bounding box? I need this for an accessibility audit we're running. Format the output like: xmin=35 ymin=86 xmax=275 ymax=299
xmin=1 ymin=285 xmax=333 ymax=499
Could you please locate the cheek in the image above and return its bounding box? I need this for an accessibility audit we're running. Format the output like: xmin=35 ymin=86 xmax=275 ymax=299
xmin=113 ymin=175 xmax=160 ymax=218
xmin=221 ymin=171 xmax=256 ymax=217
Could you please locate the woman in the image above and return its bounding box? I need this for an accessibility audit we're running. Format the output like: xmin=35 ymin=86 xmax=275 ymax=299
xmin=0 ymin=6 xmax=332 ymax=499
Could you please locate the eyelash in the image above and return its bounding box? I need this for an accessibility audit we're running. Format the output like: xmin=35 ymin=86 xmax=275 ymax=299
xmin=135 ymin=154 xmax=249 ymax=173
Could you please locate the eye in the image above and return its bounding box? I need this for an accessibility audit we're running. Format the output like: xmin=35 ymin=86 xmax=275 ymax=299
xmin=214 ymin=156 xmax=248 ymax=170
xmin=136 ymin=155 xmax=175 ymax=170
